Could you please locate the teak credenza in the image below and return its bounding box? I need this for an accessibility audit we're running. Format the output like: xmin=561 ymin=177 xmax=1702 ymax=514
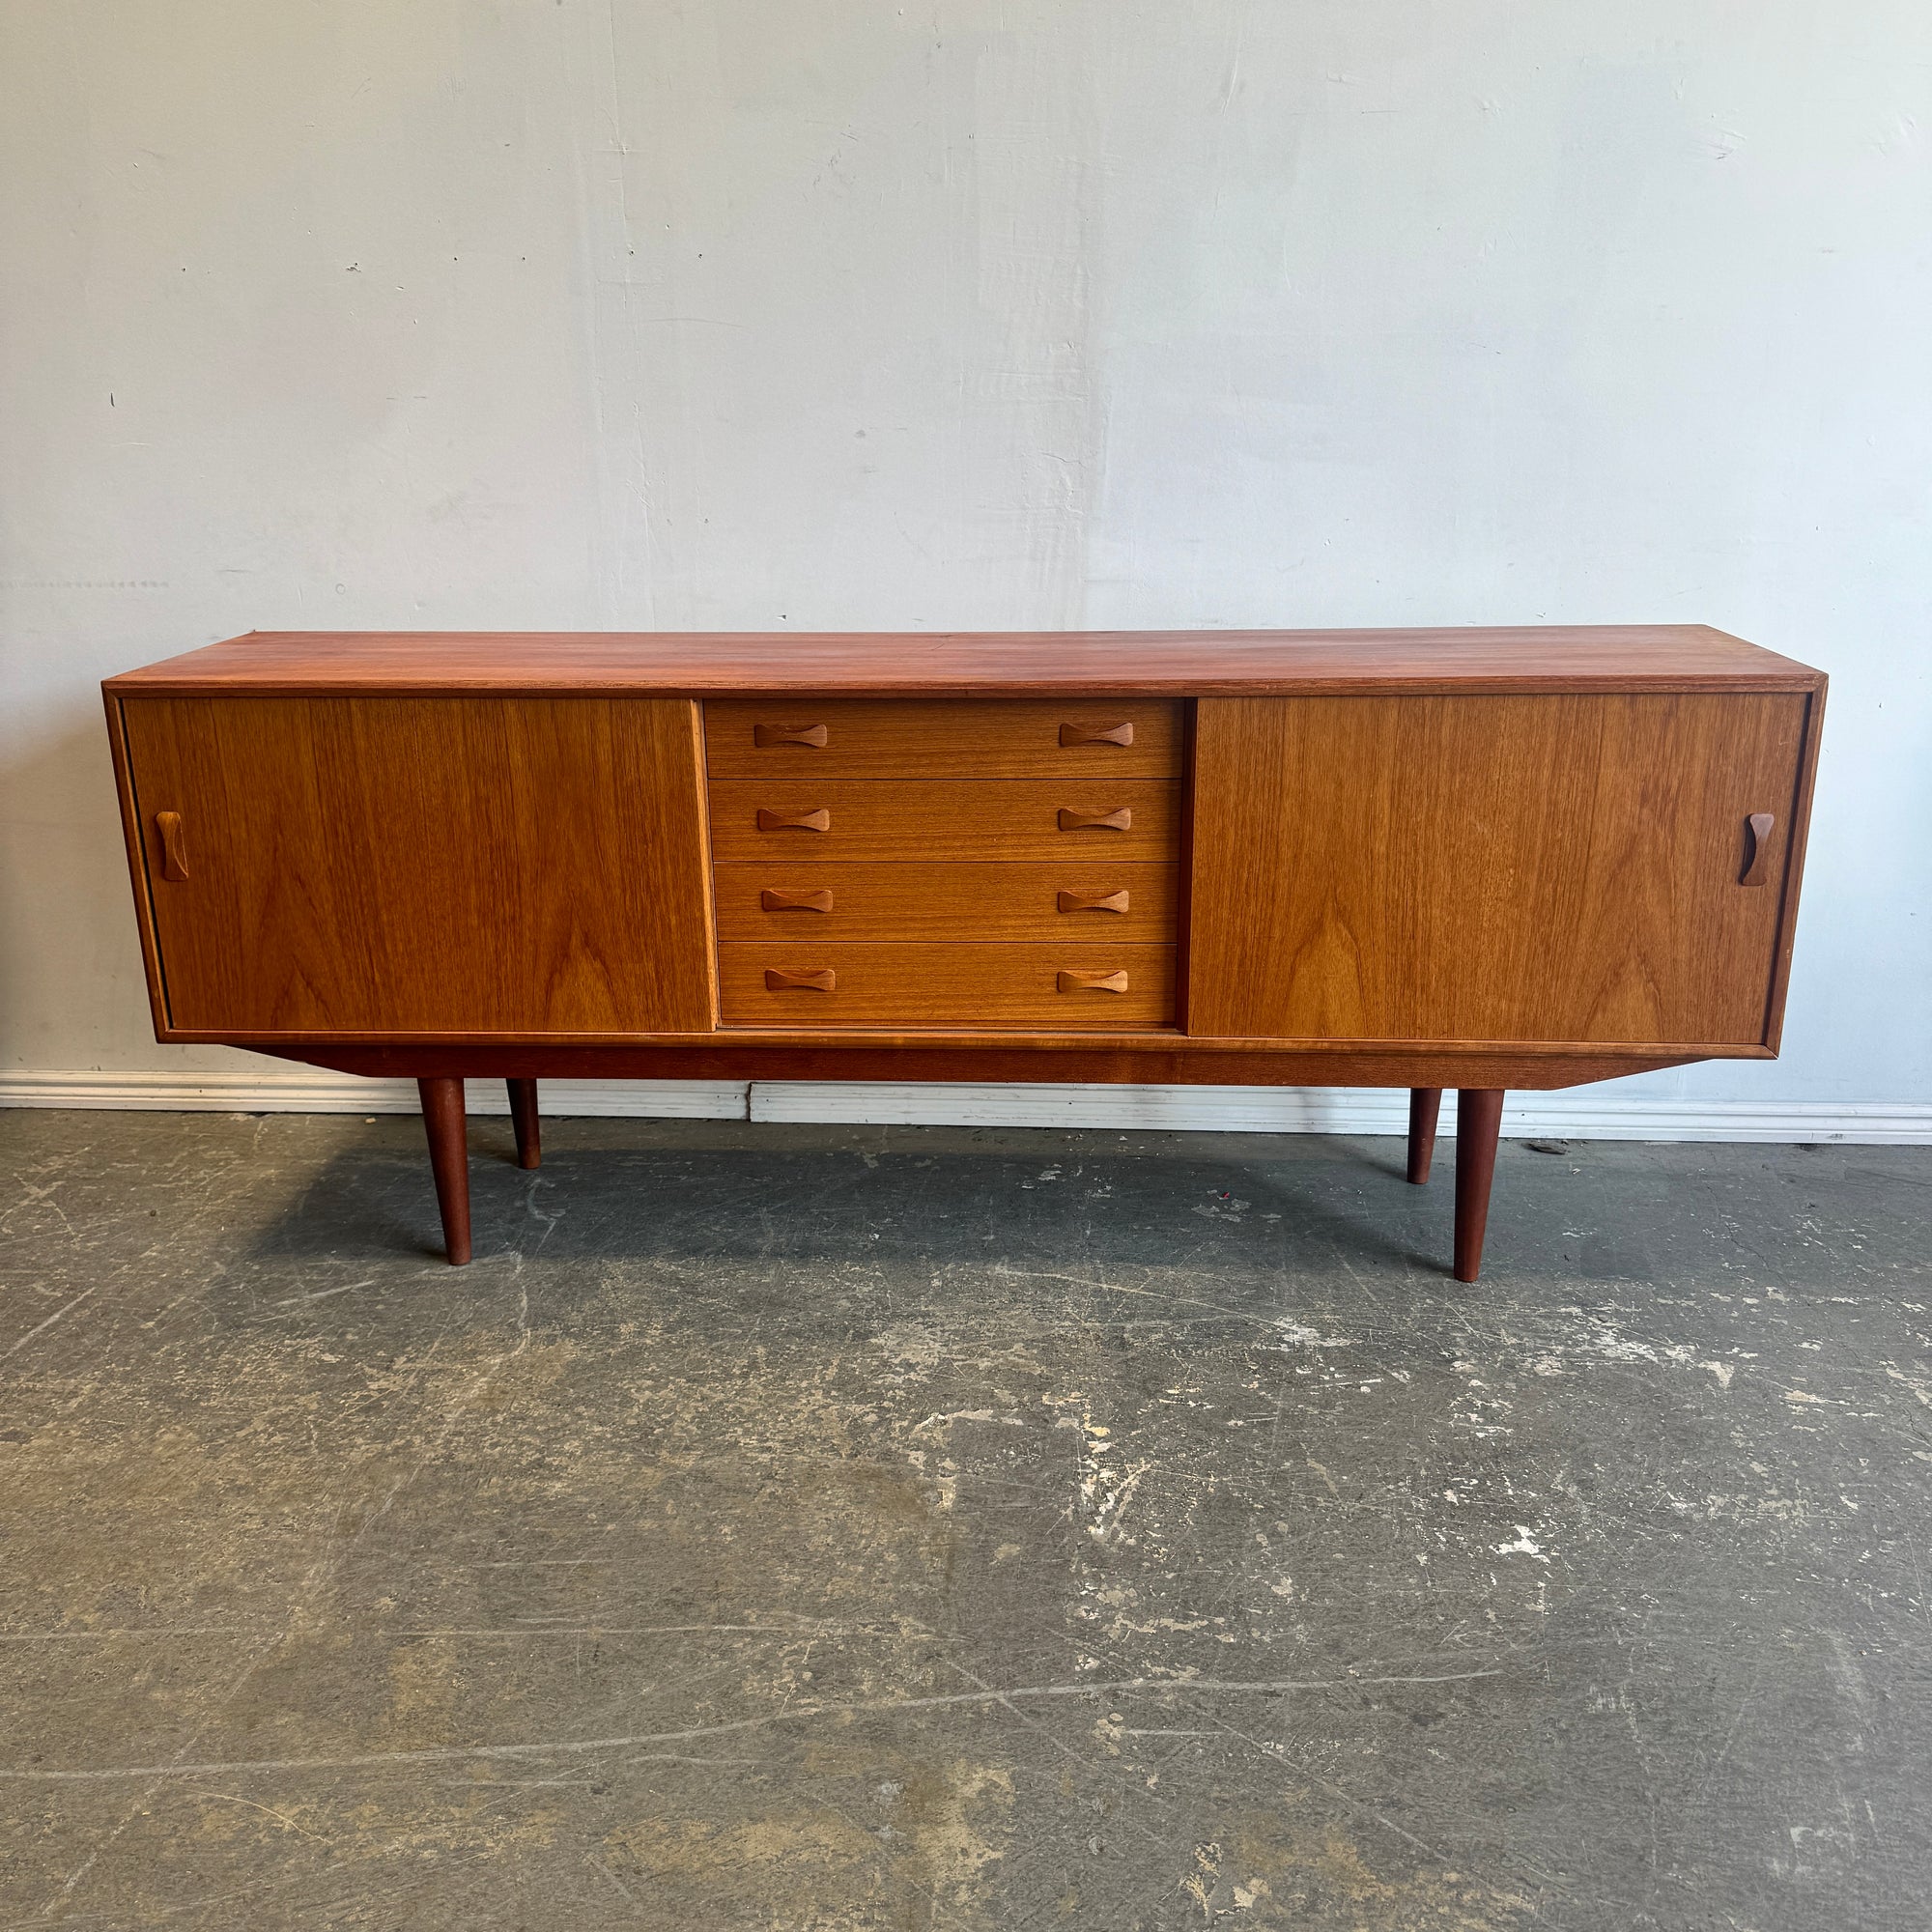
xmin=102 ymin=628 xmax=1825 ymax=1280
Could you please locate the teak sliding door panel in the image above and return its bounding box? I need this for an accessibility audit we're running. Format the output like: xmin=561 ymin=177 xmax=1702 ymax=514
xmin=1188 ymin=694 xmax=1809 ymax=1047
xmin=120 ymin=696 xmax=715 ymax=1035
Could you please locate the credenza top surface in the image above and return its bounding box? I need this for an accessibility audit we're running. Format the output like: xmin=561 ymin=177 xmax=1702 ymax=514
xmin=104 ymin=625 xmax=1824 ymax=696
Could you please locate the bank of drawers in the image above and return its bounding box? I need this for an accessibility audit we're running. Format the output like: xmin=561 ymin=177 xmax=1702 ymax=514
xmin=703 ymin=698 xmax=1182 ymax=1029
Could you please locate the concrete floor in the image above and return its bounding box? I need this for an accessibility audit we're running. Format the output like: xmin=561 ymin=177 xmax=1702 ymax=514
xmin=0 ymin=1111 xmax=1927 ymax=1931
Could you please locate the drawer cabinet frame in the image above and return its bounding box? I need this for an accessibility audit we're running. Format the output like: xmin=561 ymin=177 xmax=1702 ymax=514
xmin=706 ymin=696 xmax=1186 ymax=1030
xmin=103 ymin=628 xmax=1826 ymax=1282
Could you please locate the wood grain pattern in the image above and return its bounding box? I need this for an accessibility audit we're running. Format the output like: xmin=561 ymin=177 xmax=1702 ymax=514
xmin=706 ymin=698 xmax=1181 ymax=777
xmin=105 ymin=627 xmax=1825 ymax=696
xmin=718 ymin=944 xmax=1176 ymax=1029
xmin=1188 ymin=694 xmax=1808 ymax=1048
xmin=121 ymin=696 xmax=717 ymax=1035
xmin=715 ymin=863 xmax=1178 ymax=943
xmin=708 ymin=780 xmax=1179 ymax=865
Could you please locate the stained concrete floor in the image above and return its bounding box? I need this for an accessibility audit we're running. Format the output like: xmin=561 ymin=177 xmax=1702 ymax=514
xmin=0 ymin=1111 xmax=1928 ymax=1931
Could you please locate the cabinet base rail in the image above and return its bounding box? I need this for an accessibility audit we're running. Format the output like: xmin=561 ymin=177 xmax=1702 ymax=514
xmin=412 ymin=1077 xmax=1506 ymax=1282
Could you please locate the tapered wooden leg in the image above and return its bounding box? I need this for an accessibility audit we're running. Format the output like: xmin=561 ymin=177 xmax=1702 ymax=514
xmin=1406 ymin=1088 xmax=1442 ymax=1184
xmin=507 ymin=1078 xmax=541 ymax=1170
xmin=1453 ymin=1088 xmax=1505 ymax=1283
xmin=418 ymin=1077 xmax=471 ymax=1265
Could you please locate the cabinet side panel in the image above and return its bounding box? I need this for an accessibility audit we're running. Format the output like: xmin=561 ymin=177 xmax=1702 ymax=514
xmin=1760 ymin=683 xmax=1826 ymax=1053
xmin=1188 ymin=694 xmax=1806 ymax=1048
xmin=102 ymin=691 xmax=172 ymax=1035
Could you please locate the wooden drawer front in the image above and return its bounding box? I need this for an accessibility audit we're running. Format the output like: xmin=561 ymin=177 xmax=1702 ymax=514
xmin=707 ymin=780 xmax=1179 ymax=865
xmin=719 ymin=944 xmax=1175 ymax=1028
xmin=704 ymin=698 xmax=1182 ymax=779
xmin=714 ymin=862 xmax=1178 ymax=943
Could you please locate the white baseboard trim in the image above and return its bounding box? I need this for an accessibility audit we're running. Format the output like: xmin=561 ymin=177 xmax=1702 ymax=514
xmin=747 ymin=1082 xmax=1932 ymax=1142
xmin=1 ymin=1069 xmax=1928 ymax=1142
xmin=0 ymin=1070 xmax=753 ymax=1119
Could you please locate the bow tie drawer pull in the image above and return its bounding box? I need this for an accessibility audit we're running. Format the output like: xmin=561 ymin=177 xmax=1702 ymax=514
xmin=1058 ymin=889 xmax=1128 ymax=914
xmin=764 ymin=966 xmax=837 ymax=992
xmin=756 ymin=807 xmax=831 ymax=833
xmin=1058 ymin=807 xmax=1131 ymax=832
xmin=1059 ymin=721 xmax=1133 ymax=747
xmin=753 ymin=723 xmax=829 ymax=748
xmin=760 ymin=888 xmax=834 ymax=912
xmin=1058 ymin=969 xmax=1129 ymax=994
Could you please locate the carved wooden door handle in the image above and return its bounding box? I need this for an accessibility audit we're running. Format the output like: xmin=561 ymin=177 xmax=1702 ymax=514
xmin=753 ymin=724 xmax=829 ymax=748
xmin=760 ymin=888 xmax=834 ymax=912
xmin=1058 ymin=969 xmax=1129 ymax=993
xmin=1740 ymin=812 xmax=1776 ymax=887
xmin=1058 ymin=890 xmax=1128 ymax=914
xmin=154 ymin=811 xmax=189 ymax=881
xmin=1059 ymin=721 xmax=1133 ymax=747
xmin=1058 ymin=807 xmax=1131 ymax=832
xmin=765 ymin=967 xmax=837 ymax=992
xmin=756 ymin=808 xmax=831 ymax=832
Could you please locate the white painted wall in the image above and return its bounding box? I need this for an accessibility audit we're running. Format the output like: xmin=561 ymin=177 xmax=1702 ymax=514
xmin=3 ymin=2 xmax=1927 ymax=1135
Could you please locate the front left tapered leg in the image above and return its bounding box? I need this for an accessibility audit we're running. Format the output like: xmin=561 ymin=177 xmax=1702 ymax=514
xmin=418 ymin=1077 xmax=471 ymax=1264
xmin=507 ymin=1078 xmax=541 ymax=1170
xmin=1406 ymin=1088 xmax=1442 ymax=1184
xmin=1453 ymin=1088 xmax=1505 ymax=1283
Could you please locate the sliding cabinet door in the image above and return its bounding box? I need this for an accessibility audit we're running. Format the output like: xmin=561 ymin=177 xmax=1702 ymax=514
xmin=1187 ymin=694 xmax=1809 ymax=1048
xmin=119 ymin=696 xmax=716 ymax=1035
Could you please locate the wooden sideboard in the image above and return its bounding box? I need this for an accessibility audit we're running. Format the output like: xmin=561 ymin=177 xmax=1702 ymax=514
xmin=103 ymin=628 xmax=1825 ymax=1279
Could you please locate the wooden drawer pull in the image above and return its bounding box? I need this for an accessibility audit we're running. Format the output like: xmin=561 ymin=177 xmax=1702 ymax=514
xmin=1058 ymin=807 xmax=1131 ymax=832
xmin=760 ymin=888 xmax=834 ymax=912
xmin=1059 ymin=966 xmax=1128 ymax=997
xmin=765 ymin=967 xmax=837 ymax=992
xmin=1060 ymin=721 xmax=1133 ymax=747
xmin=155 ymin=810 xmax=189 ymax=881
xmin=1740 ymin=811 xmax=1776 ymax=887
xmin=756 ymin=807 xmax=831 ymax=833
xmin=753 ymin=723 xmax=829 ymax=748
xmin=1058 ymin=889 xmax=1128 ymax=914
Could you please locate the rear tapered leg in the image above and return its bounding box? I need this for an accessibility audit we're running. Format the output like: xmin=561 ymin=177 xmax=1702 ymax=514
xmin=418 ymin=1076 xmax=471 ymax=1264
xmin=1406 ymin=1088 xmax=1442 ymax=1184
xmin=507 ymin=1078 xmax=541 ymax=1170
xmin=1453 ymin=1088 xmax=1505 ymax=1283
